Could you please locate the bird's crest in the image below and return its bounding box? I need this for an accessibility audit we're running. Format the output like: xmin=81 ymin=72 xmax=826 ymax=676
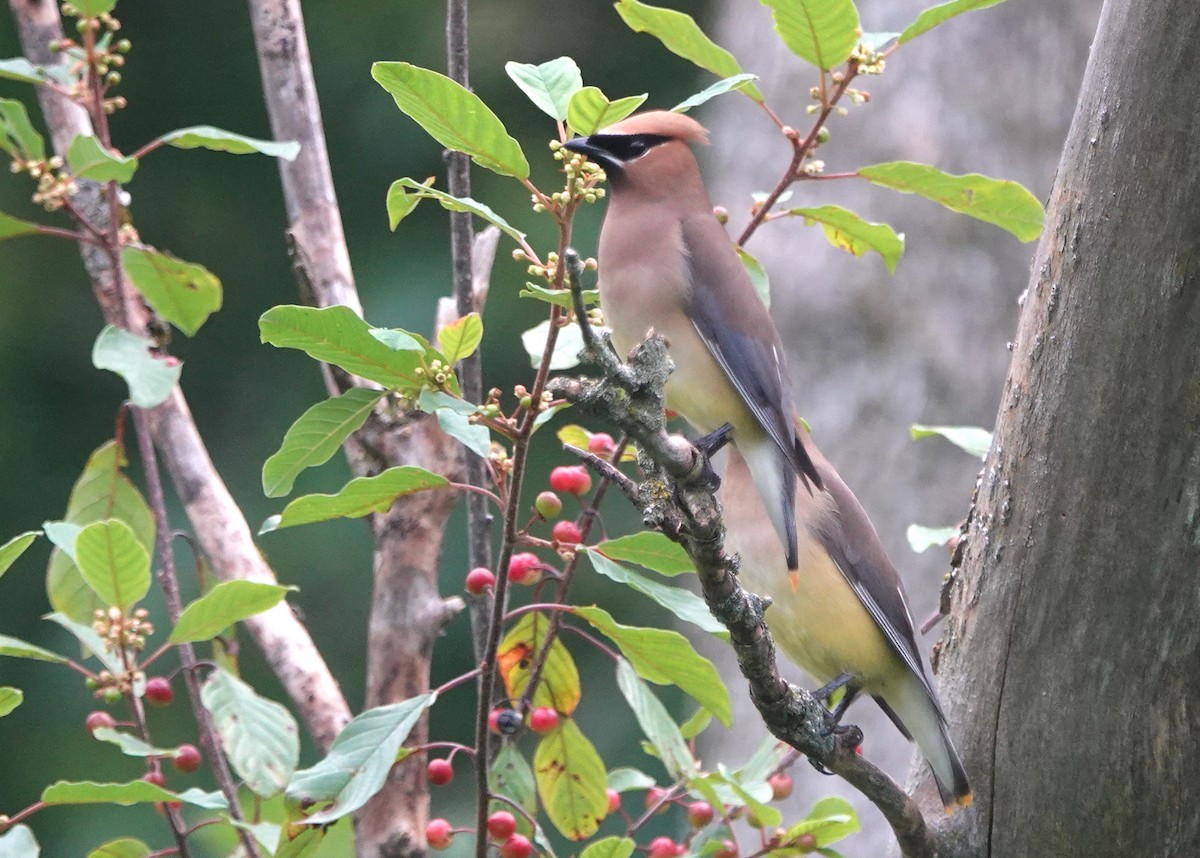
xmin=600 ymin=110 xmax=709 ymax=145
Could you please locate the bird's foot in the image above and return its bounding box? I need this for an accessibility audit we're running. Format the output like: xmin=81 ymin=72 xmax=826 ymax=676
xmin=694 ymin=423 xmax=734 ymax=458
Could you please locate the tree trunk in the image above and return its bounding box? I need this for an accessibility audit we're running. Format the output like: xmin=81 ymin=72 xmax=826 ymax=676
xmin=930 ymin=0 xmax=1200 ymax=853
xmin=702 ymin=2 xmax=1099 ymax=852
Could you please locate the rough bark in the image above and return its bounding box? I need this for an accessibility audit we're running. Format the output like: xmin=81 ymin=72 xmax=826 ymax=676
xmin=931 ymin=0 xmax=1200 ymax=853
xmin=702 ymin=2 xmax=1101 ymax=853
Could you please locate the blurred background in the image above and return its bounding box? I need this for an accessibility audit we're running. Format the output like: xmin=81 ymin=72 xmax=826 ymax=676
xmin=0 ymin=0 xmax=1099 ymax=855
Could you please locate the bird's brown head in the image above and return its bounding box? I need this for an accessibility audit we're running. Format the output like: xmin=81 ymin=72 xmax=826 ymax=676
xmin=563 ymin=110 xmax=708 ymax=195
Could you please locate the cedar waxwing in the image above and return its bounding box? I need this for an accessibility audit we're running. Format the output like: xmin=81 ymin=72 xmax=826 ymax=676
xmin=563 ymin=111 xmax=820 ymax=572
xmin=566 ymin=112 xmax=971 ymax=809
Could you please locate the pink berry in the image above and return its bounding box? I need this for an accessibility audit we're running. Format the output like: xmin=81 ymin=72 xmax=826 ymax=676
xmin=425 ymin=818 xmax=453 ymax=850
xmin=713 ymin=841 xmax=738 ymax=858
xmin=142 ymin=770 xmax=167 ymax=788
xmin=587 ymin=433 xmax=616 ymax=455
xmin=768 ymin=772 xmax=793 ymax=801
xmin=687 ymin=801 xmax=715 ymax=828
xmin=552 ymin=520 xmax=582 ymax=546
xmin=500 ymin=834 xmax=533 ymax=858
xmin=534 ymin=491 xmax=563 ymax=519
xmin=426 ymin=758 xmax=454 ymax=786
xmin=606 ymin=788 xmax=621 ymax=814
xmin=528 ymin=707 xmax=560 ymax=734
xmin=173 ymin=744 xmax=202 ymax=773
xmin=644 ymin=786 xmax=669 ymax=814
xmin=795 ymin=833 xmax=818 ymax=853
xmin=549 ymin=465 xmax=591 ymax=496
xmin=487 ymin=811 xmax=517 ymax=841
xmin=466 ymin=567 xmax=495 ymax=594
xmin=144 ymin=677 xmax=173 ymax=706
xmin=507 ymin=552 xmax=542 ymax=585
xmin=648 ymin=837 xmax=681 ymax=858
xmin=85 ymin=711 xmax=116 ymax=735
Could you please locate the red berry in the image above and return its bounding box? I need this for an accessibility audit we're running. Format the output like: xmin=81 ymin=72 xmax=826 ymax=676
xmin=644 ymin=786 xmax=669 ymax=814
xmin=768 ymin=772 xmax=793 ymax=801
xmin=534 ymin=491 xmax=563 ymax=519
xmin=549 ymin=465 xmax=591 ymax=496
xmin=551 ymin=520 xmax=582 ymax=546
xmin=489 ymin=707 xmax=522 ymax=735
xmin=500 ymin=833 xmax=533 ymax=858
xmin=507 ymin=553 xmax=542 ymax=585
xmin=426 ymin=758 xmax=454 ymax=786
xmin=687 ymin=800 xmax=715 ymax=828
xmin=466 ymin=567 xmax=495 ymax=595
xmin=647 ymin=837 xmax=681 ymax=858
xmin=487 ymin=811 xmax=517 ymax=841
xmin=142 ymin=770 xmax=167 ymax=788
xmin=528 ymin=707 xmax=560 ymax=734
xmin=425 ymin=818 xmax=453 ymax=850
xmin=795 ymin=833 xmax=818 ymax=853
xmin=587 ymin=432 xmax=616 ymax=455
xmin=606 ymin=788 xmax=621 ymax=814
xmin=713 ymin=840 xmax=738 ymax=858
xmin=173 ymin=744 xmax=202 ymax=773
xmin=85 ymin=710 xmax=116 ymax=735
xmin=144 ymin=677 xmax=174 ymax=706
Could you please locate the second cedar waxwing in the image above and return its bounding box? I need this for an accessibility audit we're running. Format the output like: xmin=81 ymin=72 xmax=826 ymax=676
xmin=567 ymin=112 xmax=971 ymax=809
xmin=563 ymin=111 xmax=821 ymax=572
xmin=724 ymin=436 xmax=972 ymax=811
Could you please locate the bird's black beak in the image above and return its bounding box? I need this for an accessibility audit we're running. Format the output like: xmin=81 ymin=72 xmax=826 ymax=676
xmin=562 ymin=136 xmax=619 ymax=174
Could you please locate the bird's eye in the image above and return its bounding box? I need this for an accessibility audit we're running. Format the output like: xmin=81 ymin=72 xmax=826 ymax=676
xmin=626 ymin=139 xmax=647 ymax=157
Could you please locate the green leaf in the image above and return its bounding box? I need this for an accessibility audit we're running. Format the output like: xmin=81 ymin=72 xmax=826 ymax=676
xmin=202 ymin=668 xmax=300 ymax=797
xmin=0 ymin=210 xmax=40 ymax=241
xmin=42 ymin=779 xmax=176 ymax=806
xmin=498 ymin=611 xmax=582 ymax=715
xmin=533 ymin=719 xmax=609 ymax=840
xmin=0 ymin=98 xmax=46 ymax=161
xmin=386 ymin=178 xmax=526 ymax=245
xmin=909 ymin=423 xmax=992 ymax=458
xmin=858 ymin=161 xmax=1044 ymax=241
xmin=574 ymin=606 xmax=731 ymax=726
xmin=906 ymin=524 xmax=959 ymax=554
xmin=786 ymin=796 xmax=859 ymax=846
xmin=0 ymin=825 xmax=38 ymax=858
xmin=171 ymin=580 xmax=295 ymax=643
xmin=273 ymin=827 xmax=325 ymax=858
xmin=46 ymin=441 xmax=155 ymax=622
xmin=491 ymin=743 xmax=538 ymax=815
xmin=672 ymin=74 xmax=760 ymax=113
xmin=288 ymin=692 xmax=436 ymax=824
xmin=581 ymin=837 xmax=635 ymax=858
xmin=722 ymin=774 xmax=781 ymax=828
xmin=615 ymin=1 xmax=762 ymax=102
xmin=899 ymin=0 xmax=1007 ymax=44
xmin=155 ymin=125 xmax=300 ymax=160
xmin=615 ymin=659 xmax=695 ymax=779
xmin=0 ymin=686 xmax=23 ymax=717
xmin=739 ymin=733 xmax=786 ymax=784
xmin=679 ymin=707 xmax=712 ymax=740
xmin=758 ymin=0 xmax=861 ymax=70
xmin=66 ymin=134 xmax=137 ymax=182
xmin=368 ymin=326 xmax=426 ymax=352
xmin=736 ymin=248 xmax=771 ymax=309
xmin=566 ymin=87 xmax=647 ymax=136
xmin=434 ymin=408 xmax=491 ymax=458
xmin=606 ymin=767 xmax=656 ymax=792
xmin=263 ymin=388 xmax=385 ymax=497
xmin=595 ymin=532 xmax=693 ymax=576
xmin=0 ymin=57 xmax=48 ymax=85
xmin=372 ymin=62 xmax=528 ymax=178
xmin=0 ymin=530 xmax=39 ymax=579
xmin=521 ymin=317 xmax=599 ymax=371
xmin=586 ymin=551 xmax=726 ymax=636
xmin=506 ymin=57 xmax=583 ymax=120
xmin=121 ymin=247 xmax=222 ymax=337
xmin=262 ymin=466 xmax=449 ymax=532
xmin=75 ymin=0 xmax=118 ymax=15
xmin=90 ymin=727 xmax=175 ymax=758
xmin=437 ymin=312 xmax=483 ymax=364
xmin=788 ymin=205 xmax=905 ymax=273
xmin=259 ymin=305 xmax=428 ymax=392
xmin=44 ymin=613 xmax=135 ymax=684
xmin=520 ymin=282 xmax=599 ymax=309
xmin=74 ymin=519 xmax=150 ymax=610
xmin=87 ymin=837 xmax=150 ymax=858
xmin=91 ymin=325 xmax=181 ymax=409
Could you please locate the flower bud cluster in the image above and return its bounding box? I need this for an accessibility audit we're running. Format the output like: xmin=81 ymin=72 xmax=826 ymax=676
xmin=850 ymin=44 xmax=887 ymax=76
xmin=12 ymin=155 xmax=77 ymax=211
xmin=92 ymin=606 xmax=154 ymax=654
xmin=412 ymin=358 xmax=451 ymax=390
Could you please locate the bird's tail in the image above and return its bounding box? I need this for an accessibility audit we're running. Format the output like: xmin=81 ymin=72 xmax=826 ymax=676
xmin=875 ymin=677 xmax=972 ymax=812
xmin=738 ymin=438 xmax=799 ymax=570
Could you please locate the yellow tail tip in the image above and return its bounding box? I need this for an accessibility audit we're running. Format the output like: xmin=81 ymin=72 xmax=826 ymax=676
xmin=788 ymin=570 xmax=800 ymax=592
xmin=943 ymin=792 xmax=974 ymax=814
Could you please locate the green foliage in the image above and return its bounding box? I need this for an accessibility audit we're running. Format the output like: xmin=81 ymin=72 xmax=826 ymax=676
xmin=87 ymin=839 xmax=150 ymax=858
xmin=910 ymin=423 xmax=993 ymax=458
xmin=788 ymin=205 xmax=905 ymax=273
xmin=170 ymin=580 xmax=295 ymax=643
xmin=154 ymin=125 xmax=300 ymax=160
xmin=506 ymin=57 xmax=583 ymax=121
xmin=900 ymin=0 xmax=1008 ymax=44
xmin=261 ymin=465 xmax=449 ymax=532
xmin=201 ymin=668 xmax=300 ymax=797
xmin=74 ymin=519 xmax=150 ymax=611
xmin=386 ymin=177 xmax=526 ymax=244
xmin=758 ymin=0 xmax=861 ymax=71
xmin=0 ymin=57 xmax=47 ymax=85
xmin=580 ymin=837 xmax=635 ymax=858
xmin=0 ymin=633 xmax=66 ymax=663
xmin=499 ymin=611 xmax=582 ymax=714
xmin=91 ymin=325 xmax=182 ymax=409
xmin=41 ymin=779 xmax=225 ymax=808
xmin=593 ymin=531 xmax=692 ymax=576
xmin=65 ymin=134 xmax=137 ymax=182
xmin=737 ymin=247 xmax=772 ymax=308
xmin=0 ymin=210 xmax=38 ymax=241
xmin=614 ymin=658 xmax=695 ymax=780
xmin=586 ymin=551 xmax=726 ymax=636
xmin=672 ymin=73 xmax=759 ymax=113
xmin=906 ymin=524 xmax=960 ymax=553
xmin=566 ymin=87 xmax=647 ymax=136
xmin=533 ymin=718 xmax=609 ymax=840
xmin=436 ymin=311 xmax=483 ymax=364
xmin=89 ymin=727 xmax=175 ymax=758
xmin=120 ymin=247 xmax=222 ymax=337
xmin=0 ymin=531 xmax=39 ymax=579
xmin=0 ymin=97 xmax=45 ymax=161
xmin=0 ymin=686 xmax=22 ymax=717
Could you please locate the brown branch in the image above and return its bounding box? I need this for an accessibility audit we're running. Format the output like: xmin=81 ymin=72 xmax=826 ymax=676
xmin=546 ymin=270 xmax=935 ymax=858
xmin=8 ymin=0 xmax=351 ymax=753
